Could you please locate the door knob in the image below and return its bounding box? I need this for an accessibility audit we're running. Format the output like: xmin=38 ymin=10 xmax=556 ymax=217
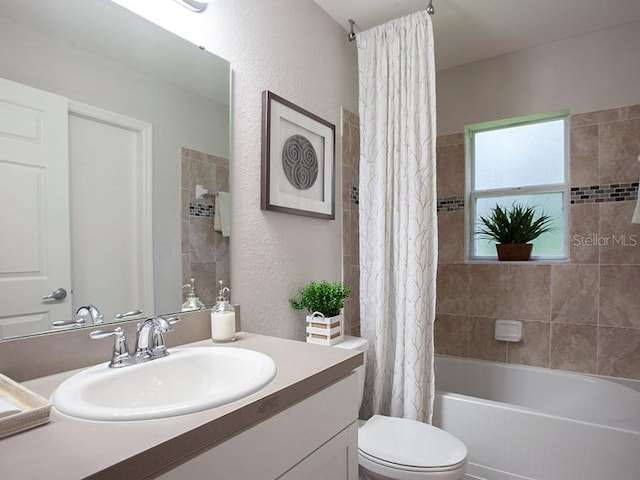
xmin=42 ymin=287 xmax=68 ymax=301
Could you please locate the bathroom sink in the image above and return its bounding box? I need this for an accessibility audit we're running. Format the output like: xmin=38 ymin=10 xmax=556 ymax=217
xmin=52 ymin=347 xmax=278 ymax=421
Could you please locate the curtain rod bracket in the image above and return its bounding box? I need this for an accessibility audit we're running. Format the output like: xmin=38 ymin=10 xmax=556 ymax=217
xmin=348 ymin=19 xmax=357 ymax=42
xmin=427 ymin=0 xmax=435 ymax=16
xmin=348 ymin=1 xmax=433 ymax=44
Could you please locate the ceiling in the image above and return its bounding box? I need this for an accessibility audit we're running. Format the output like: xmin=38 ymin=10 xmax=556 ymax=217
xmin=313 ymin=0 xmax=640 ymax=70
xmin=0 ymin=0 xmax=230 ymax=104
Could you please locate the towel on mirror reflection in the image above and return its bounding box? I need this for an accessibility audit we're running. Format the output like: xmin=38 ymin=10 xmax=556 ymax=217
xmin=633 ymin=179 xmax=640 ymax=224
xmin=214 ymin=194 xmax=221 ymax=232
xmin=214 ymin=191 xmax=231 ymax=237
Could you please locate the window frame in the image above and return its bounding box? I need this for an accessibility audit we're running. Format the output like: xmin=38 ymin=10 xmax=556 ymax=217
xmin=464 ymin=110 xmax=571 ymax=262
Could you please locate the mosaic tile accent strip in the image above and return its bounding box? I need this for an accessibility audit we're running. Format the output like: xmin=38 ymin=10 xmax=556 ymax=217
xmin=355 ymin=184 xmax=638 ymax=210
xmin=350 ymin=185 xmax=359 ymax=205
xmin=570 ymin=182 xmax=639 ymax=204
xmin=189 ymin=202 xmax=214 ymax=218
xmin=437 ymin=196 xmax=465 ymax=213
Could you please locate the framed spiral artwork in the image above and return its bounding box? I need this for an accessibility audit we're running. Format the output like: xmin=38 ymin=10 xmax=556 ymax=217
xmin=261 ymin=90 xmax=335 ymax=219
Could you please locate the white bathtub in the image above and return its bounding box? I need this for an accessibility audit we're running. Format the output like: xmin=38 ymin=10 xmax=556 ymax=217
xmin=432 ymin=355 xmax=640 ymax=480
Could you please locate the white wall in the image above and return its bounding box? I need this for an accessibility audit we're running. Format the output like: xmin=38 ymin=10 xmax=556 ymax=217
xmin=437 ymin=20 xmax=640 ymax=135
xmin=208 ymin=0 xmax=359 ymax=338
xmin=114 ymin=0 xmax=359 ymax=338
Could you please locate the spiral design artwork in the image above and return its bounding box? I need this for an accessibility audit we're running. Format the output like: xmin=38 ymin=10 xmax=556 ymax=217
xmin=282 ymin=135 xmax=319 ymax=190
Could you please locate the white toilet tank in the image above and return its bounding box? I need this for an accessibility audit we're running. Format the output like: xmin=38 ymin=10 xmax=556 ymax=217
xmin=334 ymin=335 xmax=368 ymax=408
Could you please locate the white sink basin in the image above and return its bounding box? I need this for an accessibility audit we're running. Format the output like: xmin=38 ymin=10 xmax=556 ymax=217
xmin=52 ymin=347 xmax=277 ymax=421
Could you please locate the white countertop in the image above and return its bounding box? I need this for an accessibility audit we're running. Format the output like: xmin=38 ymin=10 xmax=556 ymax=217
xmin=0 ymin=332 xmax=362 ymax=479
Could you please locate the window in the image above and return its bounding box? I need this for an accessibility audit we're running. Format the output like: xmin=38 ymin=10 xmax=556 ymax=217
xmin=466 ymin=111 xmax=569 ymax=260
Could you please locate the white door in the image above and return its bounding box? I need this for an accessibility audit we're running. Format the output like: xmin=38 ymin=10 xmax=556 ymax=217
xmin=0 ymin=77 xmax=72 ymax=338
xmin=68 ymin=106 xmax=153 ymax=323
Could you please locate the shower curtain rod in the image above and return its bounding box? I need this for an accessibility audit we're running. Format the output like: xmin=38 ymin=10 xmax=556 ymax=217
xmin=347 ymin=0 xmax=434 ymax=42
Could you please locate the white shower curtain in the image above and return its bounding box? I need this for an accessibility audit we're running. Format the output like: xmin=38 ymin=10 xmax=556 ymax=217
xmin=357 ymin=10 xmax=438 ymax=423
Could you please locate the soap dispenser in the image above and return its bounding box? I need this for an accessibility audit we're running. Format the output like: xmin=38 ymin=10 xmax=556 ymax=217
xmin=182 ymin=278 xmax=205 ymax=312
xmin=211 ymin=280 xmax=236 ymax=342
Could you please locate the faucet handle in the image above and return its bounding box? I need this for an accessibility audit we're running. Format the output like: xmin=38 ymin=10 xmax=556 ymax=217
xmin=115 ymin=309 xmax=143 ymax=320
xmin=90 ymin=327 xmax=131 ymax=368
xmin=163 ymin=315 xmax=181 ymax=326
xmin=89 ymin=328 xmax=121 ymax=340
xmin=52 ymin=318 xmax=86 ymax=328
xmin=152 ymin=316 xmax=181 ymax=335
xmin=150 ymin=316 xmax=180 ymax=357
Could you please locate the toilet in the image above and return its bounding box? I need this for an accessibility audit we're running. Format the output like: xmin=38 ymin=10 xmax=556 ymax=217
xmin=335 ymin=336 xmax=467 ymax=480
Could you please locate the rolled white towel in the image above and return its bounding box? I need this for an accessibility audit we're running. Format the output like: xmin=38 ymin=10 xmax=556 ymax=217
xmin=214 ymin=191 xmax=231 ymax=237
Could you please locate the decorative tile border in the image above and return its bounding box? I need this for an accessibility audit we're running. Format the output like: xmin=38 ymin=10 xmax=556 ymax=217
xmin=189 ymin=202 xmax=214 ymax=218
xmin=570 ymin=182 xmax=639 ymax=204
xmin=354 ymin=184 xmax=638 ymax=210
xmin=437 ymin=196 xmax=465 ymax=213
xmin=352 ymin=186 xmax=466 ymax=211
xmin=350 ymin=185 xmax=359 ymax=205
xmin=434 ymin=183 xmax=638 ymax=212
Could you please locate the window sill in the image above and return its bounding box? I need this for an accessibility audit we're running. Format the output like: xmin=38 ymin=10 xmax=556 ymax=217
xmin=465 ymin=258 xmax=570 ymax=265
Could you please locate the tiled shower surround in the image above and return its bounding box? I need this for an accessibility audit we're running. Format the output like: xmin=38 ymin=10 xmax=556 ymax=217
xmin=343 ymin=104 xmax=640 ymax=381
xmin=342 ymin=108 xmax=361 ymax=336
xmin=181 ymin=147 xmax=230 ymax=306
xmin=436 ymin=104 xmax=640 ymax=380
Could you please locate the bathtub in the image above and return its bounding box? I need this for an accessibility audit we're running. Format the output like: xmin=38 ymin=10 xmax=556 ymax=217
xmin=432 ymin=355 xmax=640 ymax=480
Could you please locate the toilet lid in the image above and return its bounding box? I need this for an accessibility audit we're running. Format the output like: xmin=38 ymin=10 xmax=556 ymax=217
xmin=358 ymin=415 xmax=467 ymax=469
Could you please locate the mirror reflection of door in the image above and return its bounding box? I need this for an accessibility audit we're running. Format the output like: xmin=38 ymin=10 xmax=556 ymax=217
xmin=0 ymin=77 xmax=153 ymax=339
xmin=68 ymin=103 xmax=153 ymax=326
xmin=0 ymin=77 xmax=72 ymax=338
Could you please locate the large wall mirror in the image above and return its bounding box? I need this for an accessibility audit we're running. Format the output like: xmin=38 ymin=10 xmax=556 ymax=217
xmin=0 ymin=0 xmax=231 ymax=340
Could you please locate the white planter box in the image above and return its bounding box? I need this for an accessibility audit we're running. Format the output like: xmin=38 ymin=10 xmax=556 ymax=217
xmin=305 ymin=313 xmax=343 ymax=346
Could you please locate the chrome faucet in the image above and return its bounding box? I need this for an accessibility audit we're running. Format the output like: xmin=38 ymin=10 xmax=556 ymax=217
xmin=90 ymin=316 xmax=180 ymax=368
xmin=52 ymin=304 xmax=104 ymax=328
xmin=134 ymin=317 xmax=178 ymax=360
xmin=77 ymin=305 xmax=104 ymax=325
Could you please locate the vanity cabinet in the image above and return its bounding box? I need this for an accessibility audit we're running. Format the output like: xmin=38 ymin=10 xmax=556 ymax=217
xmin=157 ymin=372 xmax=359 ymax=479
xmin=2 ymin=334 xmax=362 ymax=479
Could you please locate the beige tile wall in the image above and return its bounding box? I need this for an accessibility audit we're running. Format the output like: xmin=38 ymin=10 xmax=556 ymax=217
xmin=342 ymin=108 xmax=361 ymax=336
xmin=181 ymin=147 xmax=230 ymax=306
xmin=435 ymin=104 xmax=640 ymax=380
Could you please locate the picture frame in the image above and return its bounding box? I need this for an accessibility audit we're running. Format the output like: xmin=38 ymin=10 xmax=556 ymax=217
xmin=261 ymin=90 xmax=335 ymax=219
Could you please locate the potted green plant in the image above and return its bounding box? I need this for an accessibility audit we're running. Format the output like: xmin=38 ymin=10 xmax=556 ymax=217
xmin=290 ymin=281 xmax=351 ymax=345
xmin=475 ymin=203 xmax=553 ymax=261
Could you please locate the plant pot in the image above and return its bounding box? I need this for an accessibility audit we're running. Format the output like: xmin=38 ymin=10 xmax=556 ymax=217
xmin=305 ymin=312 xmax=344 ymax=346
xmin=496 ymin=243 xmax=533 ymax=261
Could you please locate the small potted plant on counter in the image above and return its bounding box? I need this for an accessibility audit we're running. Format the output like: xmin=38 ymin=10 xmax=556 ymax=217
xmin=289 ymin=281 xmax=351 ymax=345
xmin=475 ymin=203 xmax=553 ymax=261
